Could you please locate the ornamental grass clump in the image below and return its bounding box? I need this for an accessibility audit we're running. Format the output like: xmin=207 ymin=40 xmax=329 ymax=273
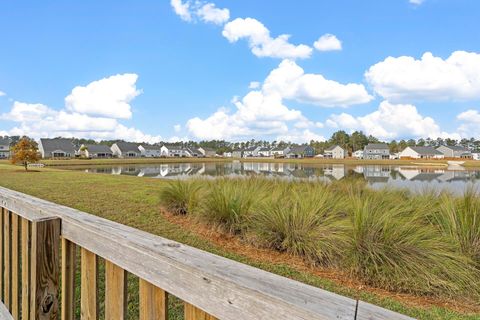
xmin=343 ymin=192 xmax=480 ymax=297
xmin=252 ymin=182 xmax=348 ymax=265
xmin=159 ymin=179 xmax=202 ymax=215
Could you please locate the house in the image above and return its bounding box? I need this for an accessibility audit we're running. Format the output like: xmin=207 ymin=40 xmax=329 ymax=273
xmin=160 ymin=144 xmax=191 ymax=157
xmin=186 ymin=147 xmax=204 ymax=157
xmin=352 ymin=150 xmax=364 ymax=159
xmin=399 ymin=146 xmax=444 ymax=159
xmin=81 ymin=144 xmax=113 ymax=158
xmin=39 ymin=138 xmax=76 ymax=158
xmin=363 ymin=143 xmax=390 ymax=160
xmin=223 ymin=152 xmax=232 ymax=158
xmin=0 ymin=137 xmax=11 ymax=159
xmin=232 ymin=150 xmax=243 ymax=158
xmin=139 ymin=144 xmax=162 ymax=158
xmin=257 ymin=147 xmax=272 ymax=157
xmin=437 ymin=145 xmax=473 ymax=159
xmin=324 ymin=145 xmax=346 ymax=159
xmin=198 ymin=147 xmax=216 ymax=157
xmin=111 ymin=142 xmax=141 ymax=158
xmin=473 ymin=153 xmax=480 ymax=161
xmin=243 ymin=146 xmax=260 ymax=157
xmin=270 ymin=146 xmax=290 ymax=158
xmin=286 ymin=145 xmax=315 ymax=158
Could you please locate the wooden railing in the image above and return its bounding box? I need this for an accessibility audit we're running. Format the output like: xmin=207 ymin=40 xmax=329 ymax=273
xmin=0 ymin=186 xmax=414 ymax=320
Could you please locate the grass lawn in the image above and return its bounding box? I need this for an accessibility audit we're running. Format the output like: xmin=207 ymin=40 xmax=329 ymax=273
xmin=0 ymin=163 xmax=478 ymax=319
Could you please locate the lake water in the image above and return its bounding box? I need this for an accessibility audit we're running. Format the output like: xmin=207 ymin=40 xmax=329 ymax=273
xmin=70 ymin=161 xmax=480 ymax=195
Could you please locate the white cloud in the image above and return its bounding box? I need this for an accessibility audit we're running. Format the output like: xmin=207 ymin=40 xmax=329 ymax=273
xmin=0 ymin=91 xmax=6 ymax=97
xmin=457 ymin=109 xmax=480 ymax=138
xmin=277 ymin=129 xmax=325 ymax=143
xmin=1 ymin=102 xmax=56 ymax=122
xmin=222 ymin=18 xmax=312 ymax=59
xmin=263 ymin=59 xmax=372 ymax=107
xmin=174 ymin=124 xmax=182 ymax=132
xmin=365 ymin=51 xmax=480 ymax=102
xmin=313 ymin=34 xmax=342 ymax=52
xmin=170 ymin=0 xmax=192 ymax=22
xmin=327 ymin=101 xmax=458 ymax=140
xmin=410 ymin=0 xmax=425 ymax=5
xmin=196 ymin=3 xmax=229 ymax=25
xmin=249 ymin=81 xmax=260 ymax=89
xmin=65 ymin=73 xmax=140 ymax=119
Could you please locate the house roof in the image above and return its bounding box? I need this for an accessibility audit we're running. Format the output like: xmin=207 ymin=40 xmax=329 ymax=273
xmin=201 ymin=147 xmax=215 ymax=152
xmin=84 ymin=144 xmax=112 ymax=154
xmin=258 ymin=147 xmax=270 ymax=152
xmin=271 ymin=146 xmax=288 ymax=151
xmin=40 ymin=138 xmax=76 ymax=154
xmin=325 ymin=145 xmax=343 ymax=152
xmin=364 ymin=143 xmax=389 ymax=150
xmin=409 ymin=146 xmax=443 ymax=156
xmin=140 ymin=144 xmax=162 ymax=151
xmin=289 ymin=145 xmax=312 ymax=153
xmin=0 ymin=137 xmax=11 ymax=146
xmin=162 ymin=144 xmax=185 ymax=150
xmin=187 ymin=147 xmax=202 ymax=154
xmin=114 ymin=142 xmax=140 ymax=153
xmin=244 ymin=146 xmax=258 ymax=151
xmin=439 ymin=145 xmax=469 ymax=152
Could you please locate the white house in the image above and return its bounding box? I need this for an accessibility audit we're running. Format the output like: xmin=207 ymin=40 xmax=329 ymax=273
xmin=257 ymin=147 xmax=271 ymax=157
xmin=270 ymin=146 xmax=290 ymax=158
xmin=81 ymin=144 xmax=113 ymax=158
xmin=324 ymin=145 xmax=346 ymax=159
xmin=111 ymin=142 xmax=140 ymax=158
xmin=399 ymin=146 xmax=444 ymax=159
xmin=472 ymin=153 xmax=480 ymax=161
xmin=0 ymin=137 xmax=11 ymax=159
xmin=437 ymin=145 xmax=473 ymax=159
xmin=243 ymin=146 xmax=260 ymax=157
xmin=160 ymin=145 xmax=191 ymax=157
xmin=38 ymin=138 xmax=76 ymax=158
xmin=139 ymin=144 xmax=162 ymax=157
xmin=352 ymin=150 xmax=364 ymax=159
xmin=223 ymin=152 xmax=232 ymax=158
xmin=198 ymin=147 xmax=216 ymax=157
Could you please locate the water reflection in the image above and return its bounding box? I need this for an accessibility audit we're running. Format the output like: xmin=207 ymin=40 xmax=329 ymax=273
xmin=76 ymin=162 xmax=480 ymax=194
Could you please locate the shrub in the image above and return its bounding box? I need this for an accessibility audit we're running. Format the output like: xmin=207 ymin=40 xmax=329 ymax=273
xmin=159 ymin=179 xmax=202 ymax=215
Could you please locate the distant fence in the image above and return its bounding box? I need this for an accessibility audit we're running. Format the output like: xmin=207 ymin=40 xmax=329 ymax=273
xmin=0 ymin=186 xmax=414 ymax=319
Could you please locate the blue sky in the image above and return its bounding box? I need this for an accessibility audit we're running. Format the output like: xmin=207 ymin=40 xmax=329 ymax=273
xmin=0 ymin=0 xmax=479 ymax=143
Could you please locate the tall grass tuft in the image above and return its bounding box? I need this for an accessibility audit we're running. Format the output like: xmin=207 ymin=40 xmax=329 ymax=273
xmin=343 ymin=193 xmax=480 ymax=297
xmin=159 ymin=179 xmax=202 ymax=215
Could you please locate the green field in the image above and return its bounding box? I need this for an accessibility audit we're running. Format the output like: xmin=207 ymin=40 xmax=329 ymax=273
xmin=0 ymin=163 xmax=479 ymax=319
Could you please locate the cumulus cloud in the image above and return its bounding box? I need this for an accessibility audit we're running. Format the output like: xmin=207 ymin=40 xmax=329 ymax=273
xmin=365 ymin=51 xmax=480 ymax=102
xmin=249 ymin=81 xmax=260 ymax=89
xmin=410 ymin=0 xmax=425 ymax=5
xmin=170 ymin=0 xmax=192 ymax=22
xmin=277 ymin=129 xmax=325 ymax=143
xmin=196 ymin=3 xmax=229 ymax=25
xmin=313 ymin=34 xmax=342 ymax=52
xmin=263 ymin=59 xmax=372 ymax=107
xmin=222 ymin=18 xmax=312 ymax=59
xmin=1 ymin=102 xmax=56 ymax=122
xmin=65 ymin=73 xmax=140 ymax=119
xmin=0 ymin=91 xmax=6 ymax=97
xmin=457 ymin=109 xmax=480 ymax=138
xmin=327 ymin=101 xmax=457 ymax=140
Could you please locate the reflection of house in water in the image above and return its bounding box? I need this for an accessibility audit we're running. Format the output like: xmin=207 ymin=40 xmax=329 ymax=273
xmin=437 ymin=170 xmax=477 ymax=182
xmin=363 ymin=166 xmax=391 ymax=183
xmin=324 ymin=164 xmax=346 ymax=181
xmin=396 ymin=167 xmax=445 ymax=181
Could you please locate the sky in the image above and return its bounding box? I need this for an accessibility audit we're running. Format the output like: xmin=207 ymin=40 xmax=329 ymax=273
xmin=1 ymin=0 xmax=480 ymax=143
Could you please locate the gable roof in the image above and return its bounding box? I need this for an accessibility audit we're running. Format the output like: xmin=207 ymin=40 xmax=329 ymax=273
xmin=325 ymin=145 xmax=344 ymax=152
xmin=289 ymin=145 xmax=313 ymax=153
xmin=40 ymin=138 xmax=76 ymax=154
xmin=114 ymin=142 xmax=140 ymax=153
xmin=409 ymin=146 xmax=443 ymax=156
xmin=364 ymin=143 xmax=389 ymax=150
xmin=271 ymin=146 xmax=288 ymax=151
xmin=440 ymin=145 xmax=469 ymax=152
xmin=140 ymin=144 xmax=162 ymax=151
xmin=84 ymin=144 xmax=112 ymax=154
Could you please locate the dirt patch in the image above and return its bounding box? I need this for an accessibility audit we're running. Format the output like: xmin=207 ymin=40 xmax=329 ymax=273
xmin=161 ymin=208 xmax=480 ymax=315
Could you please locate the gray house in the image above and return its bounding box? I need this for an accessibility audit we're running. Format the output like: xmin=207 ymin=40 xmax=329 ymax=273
xmin=232 ymin=150 xmax=243 ymax=158
xmin=286 ymin=145 xmax=315 ymax=158
xmin=0 ymin=137 xmax=11 ymax=159
xmin=39 ymin=138 xmax=76 ymax=158
xmin=270 ymin=146 xmax=290 ymax=158
xmin=437 ymin=145 xmax=472 ymax=159
xmin=364 ymin=143 xmax=390 ymax=160
xmin=324 ymin=145 xmax=346 ymax=159
xmin=111 ymin=142 xmax=141 ymax=158
xmin=82 ymin=144 xmax=113 ymax=158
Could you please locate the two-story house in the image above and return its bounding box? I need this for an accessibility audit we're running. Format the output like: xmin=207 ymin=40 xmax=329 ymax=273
xmin=0 ymin=137 xmax=11 ymax=159
xmin=363 ymin=143 xmax=390 ymax=160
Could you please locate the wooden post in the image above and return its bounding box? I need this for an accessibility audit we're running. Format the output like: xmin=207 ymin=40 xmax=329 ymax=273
xmin=11 ymin=214 xmax=20 ymax=319
xmin=105 ymin=261 xmax=127 ymax=320
xmin=21 ymin=218 xmax=31 ymax=320
xmin=30 ymin=218 xmax=60 ymax=320
xmin=3 ymin=209 xmax=11 ymax=311
xmin=61 ymin=238 xmax=76 ymax=320
xmin=81 ymin=248 xmax=98 ymax=320
xmin=139 ymin=279 xmax=168 ymax=320
xmin=184 ymin=303 xmax=217 ymax=320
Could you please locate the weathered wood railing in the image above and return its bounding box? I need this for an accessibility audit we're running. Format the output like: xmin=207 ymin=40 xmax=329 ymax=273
xmin=0 ymin=186 xmax=414 ymax=320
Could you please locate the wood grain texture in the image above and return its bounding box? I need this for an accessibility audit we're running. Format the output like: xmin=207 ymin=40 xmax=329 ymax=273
xmin=105 ymin=261 xmax=127 ymax=320
xmin=184 ymin=303 xmax=217 ymax=320
xmin=356 ymin=300 xmax=415 ymax=320
xmin=81 ymin=248 xmax=98 ymax=320
xmin=3 ymin=209 xmax=10 ymax=311
xmin=139 ymin=279 xmax=168 ymax=320
xmin=10 ymin=214 xmax=19 ymax=319
xmin=0 ymin=185 xmax=415 ymax=320
xmin=21 ymin=218 xmax=30 ymax=320
xmin=30 ymin=218 xmax=60 ymax=320
xmin=61 ymin=238 xmax=76 ymax=320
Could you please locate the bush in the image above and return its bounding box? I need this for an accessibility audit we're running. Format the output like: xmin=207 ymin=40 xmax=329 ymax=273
xmin=159 ymin=179 xmax=202 ymax=215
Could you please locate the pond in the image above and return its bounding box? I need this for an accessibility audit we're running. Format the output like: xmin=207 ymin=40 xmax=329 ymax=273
xmin=67 ymin=161 xmax=480 ymax=195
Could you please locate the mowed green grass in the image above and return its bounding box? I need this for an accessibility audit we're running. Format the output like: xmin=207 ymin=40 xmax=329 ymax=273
xmin=0 ymin=164 xmax=478 ymax=320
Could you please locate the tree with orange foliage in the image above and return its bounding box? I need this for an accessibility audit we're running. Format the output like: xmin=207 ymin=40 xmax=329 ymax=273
xmin=10 ymin=137 xmax=40 ymax=171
